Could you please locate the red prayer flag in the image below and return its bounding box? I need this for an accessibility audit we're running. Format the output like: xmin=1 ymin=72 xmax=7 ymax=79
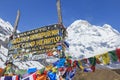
xmin=116 ymin=48 xmax=120 ymax=62
xmin=91 ymin=65 xmax=95 ymax=72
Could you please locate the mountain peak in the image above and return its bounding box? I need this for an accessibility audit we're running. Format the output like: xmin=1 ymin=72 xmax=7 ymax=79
xmin=70 ymin=20 xmax=91 ymax=27
xmin=0 ymin=18 xmax=4 ymax=22
xmin=103 ymin=24 xmax=112 ymax=29
xmin=67 ymin=20 xmax=91 ymax=32
xmin=0 ymin=18 xmax=14 ymax=36
xmin=103 ymin=24 xmax=120 ymax=35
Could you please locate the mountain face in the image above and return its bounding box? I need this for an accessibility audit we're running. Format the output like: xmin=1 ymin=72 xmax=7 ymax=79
xmin=0 ymin=18 xmax=13 ymax=68
xmin=66 ymin=20 xmax=120 ymax=59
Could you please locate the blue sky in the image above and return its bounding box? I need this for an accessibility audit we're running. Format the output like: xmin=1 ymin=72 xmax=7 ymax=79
xmin=0 ymin=0 xmax=120 ymax=32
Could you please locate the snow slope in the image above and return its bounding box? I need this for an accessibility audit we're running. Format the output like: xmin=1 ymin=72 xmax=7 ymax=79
xmin=66 ymin=20 xmax=120 ymax=59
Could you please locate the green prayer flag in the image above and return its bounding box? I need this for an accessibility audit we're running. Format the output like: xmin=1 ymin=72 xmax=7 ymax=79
xmin=88 ymin=57 xmax=96 ymax=66
xmin=39 ymin=68 xmax=45 ymax=74
xmin=109 ymin=50 xmax=118 ymax=62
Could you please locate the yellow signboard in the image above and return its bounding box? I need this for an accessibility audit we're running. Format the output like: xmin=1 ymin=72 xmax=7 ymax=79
xmin=9 ymin=24 xmax=64 ymax=56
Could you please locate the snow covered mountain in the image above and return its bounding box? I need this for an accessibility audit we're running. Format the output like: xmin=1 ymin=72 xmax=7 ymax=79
xmin=66 ymin=20 xmax=120 ymax=59
xmin=0 ymin=18 xmax=13 ymax=68
xmin=0 ymin=18 xmax=44 ymax=69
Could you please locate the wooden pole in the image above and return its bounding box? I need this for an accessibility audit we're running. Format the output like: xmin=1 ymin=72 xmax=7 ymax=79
xmin=12 ymin=10 xmax=20 ymax=36
xmin=56 ymin=0 xmax=63 ymax=25
xmin=56 ymin=0 xmax=67 ymax=38
xmin=7 ymin=10 xmax=20 ymax=62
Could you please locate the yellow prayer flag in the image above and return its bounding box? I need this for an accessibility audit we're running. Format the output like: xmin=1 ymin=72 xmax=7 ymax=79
xmin=45 ymin=65 xmax=53 ymax=71
xmin=101 ymin=52 xmax=110 ymax=65
xmin=78 ymin=60 xmax=84 ymax=70
xmin=80 ymin=65 xmax=84 ymax=70
xmin=52 ymin=67 xmax=57 ymax=73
